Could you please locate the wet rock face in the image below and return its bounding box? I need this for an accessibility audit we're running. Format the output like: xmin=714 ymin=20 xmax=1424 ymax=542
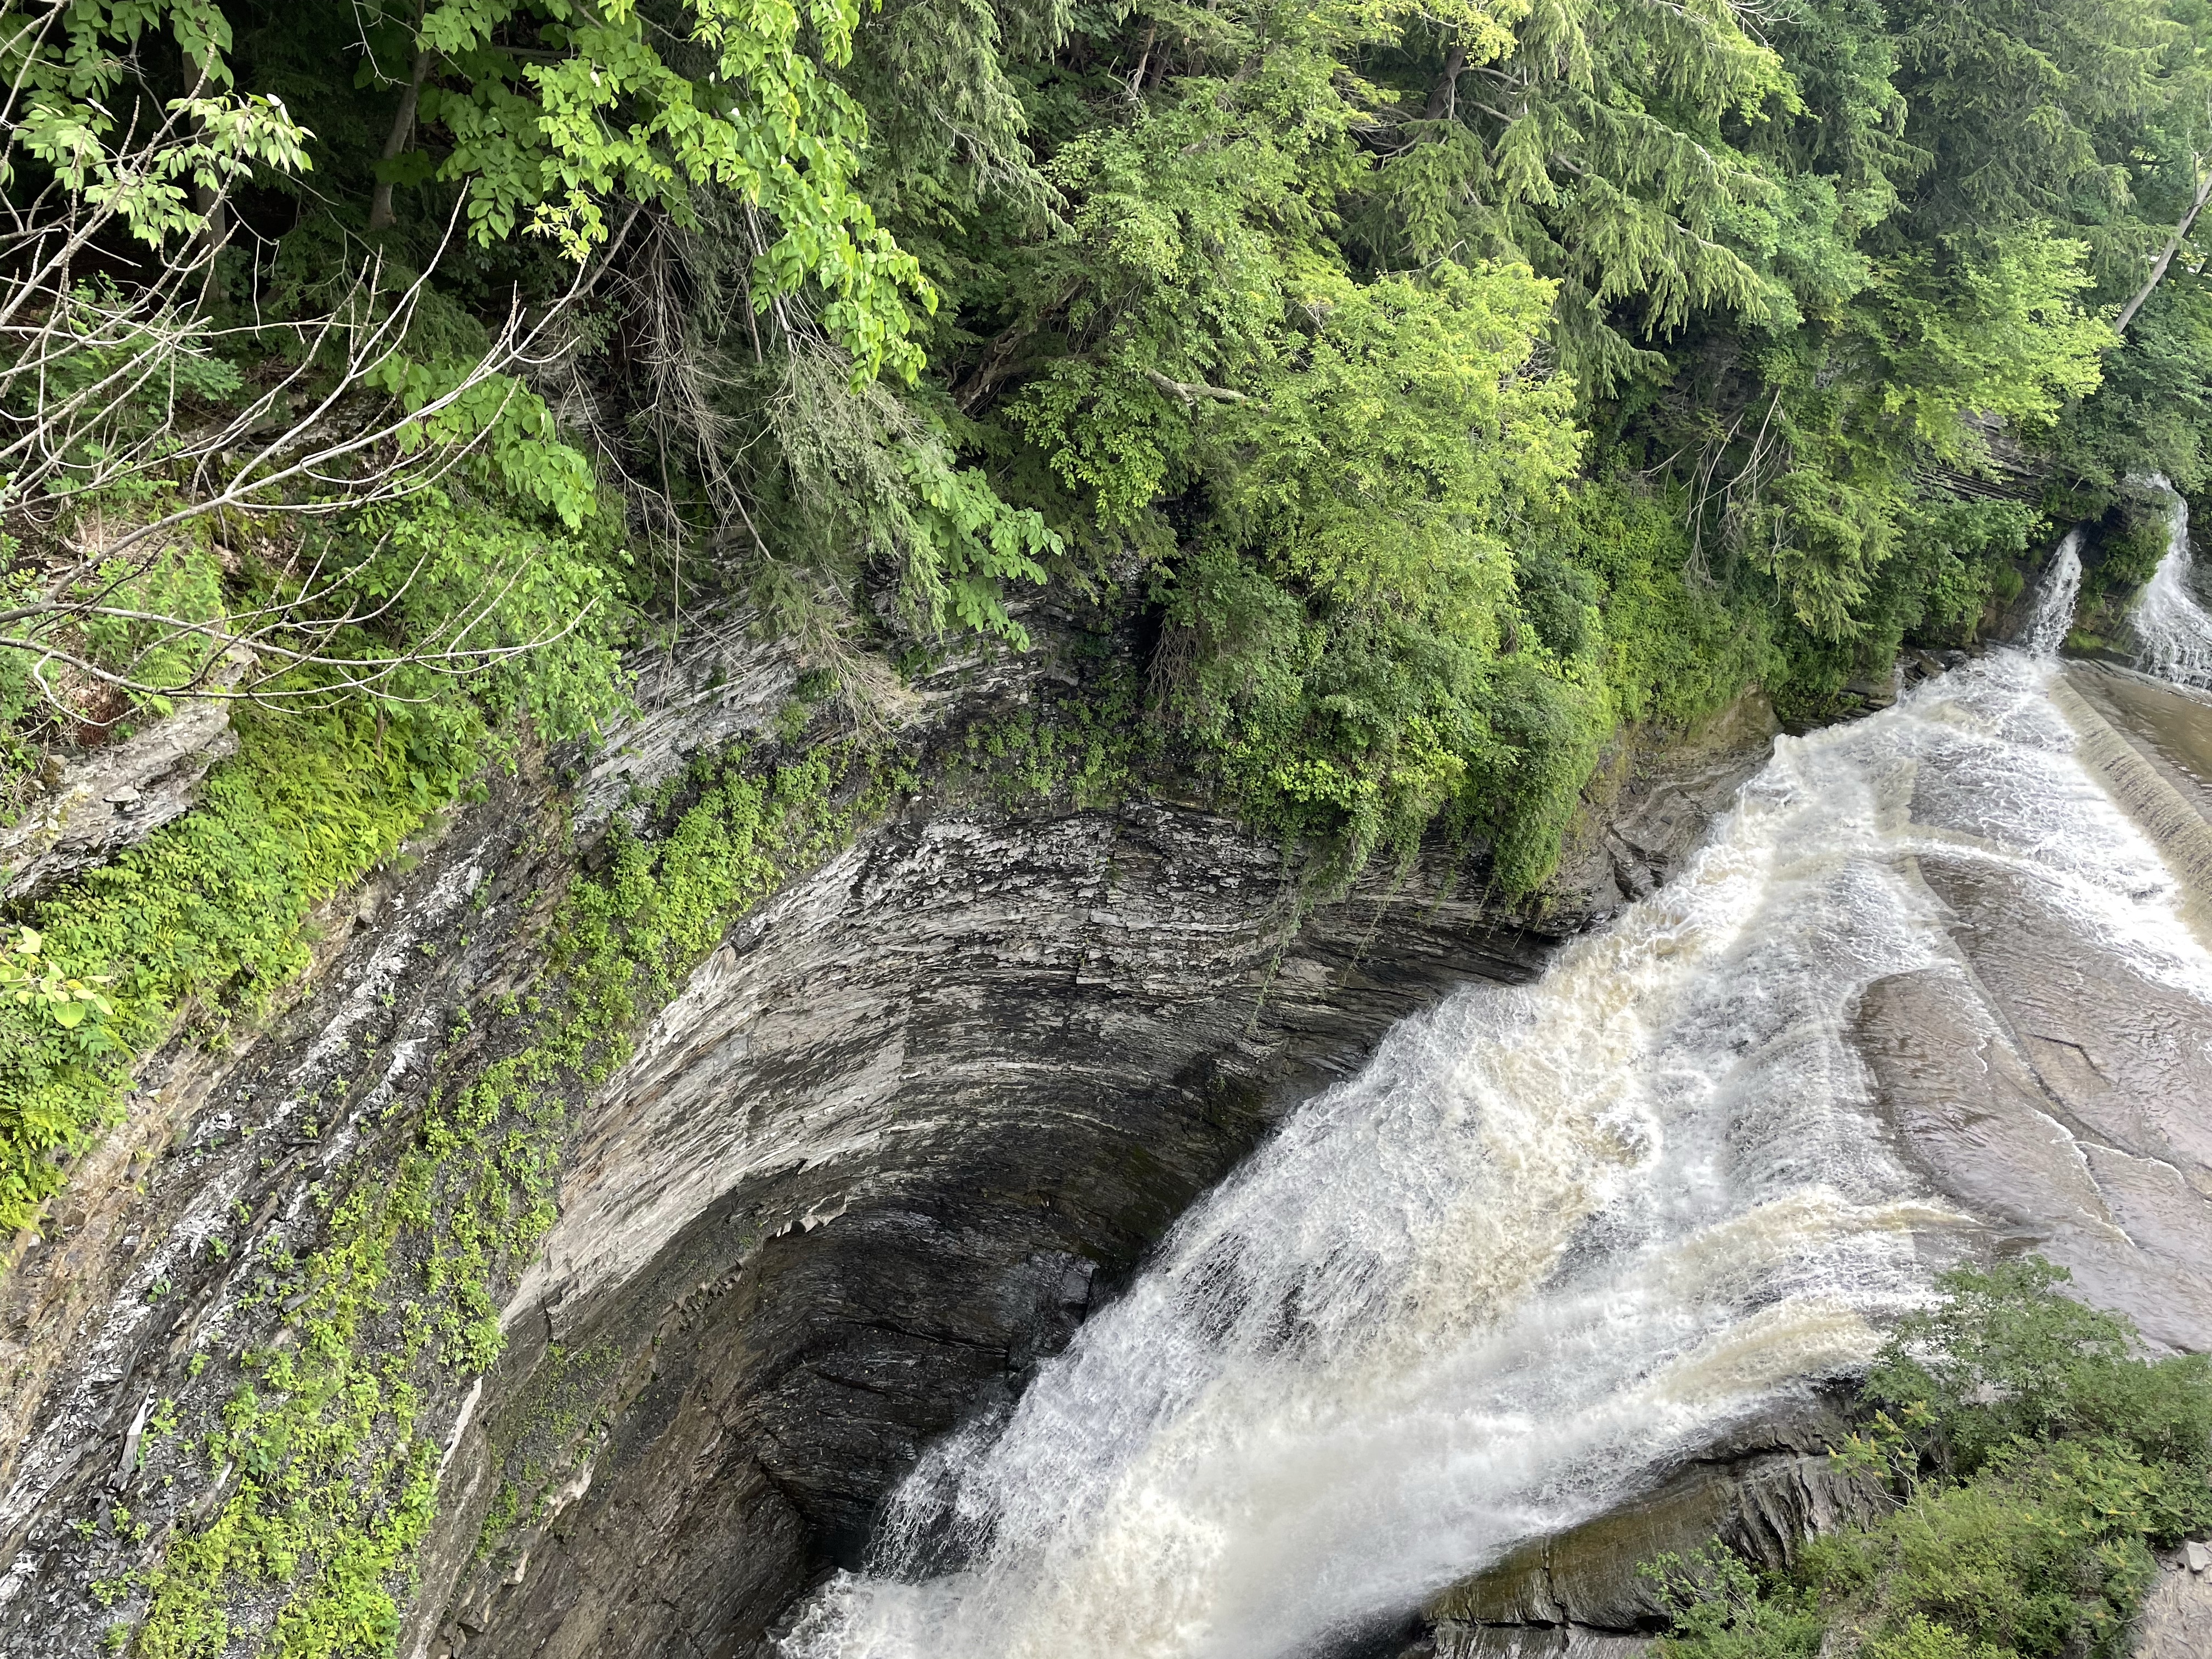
xmin=2137 ymin=1550 xmax=2212 ymax=1659
xmin=399 ymin=689 xmax=1776 ymax=1657
xmin=0 ymin=596 xmax=1778 ymax=1659
xmin=1852 ymin=662 xmax=2212 ymax=1357
xmin=410 ymin=801 xmax=1660 ymax=1659
xmin=1409 ymin=1403 xmax=1880 ymax=1659
xmin=0 ymin=759 xmax=567 ymax=1649
xmin=1392 ymin=661 xmax=2212 ymax=1659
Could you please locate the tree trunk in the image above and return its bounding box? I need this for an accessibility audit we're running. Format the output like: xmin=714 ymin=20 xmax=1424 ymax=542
xmin=1127 ymin=19 xmax=1158 ymax=102
xmin=368 ymin=36 xmax=435 ymax=233
xmin=1423 ymin=43 xmax=1468 ymax=121
xmin=2113 ymin=165 xmax=2212 ymax=340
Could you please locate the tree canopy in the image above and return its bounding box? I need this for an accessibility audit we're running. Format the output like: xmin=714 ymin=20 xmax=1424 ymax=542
xmin=7 ymin=0 xmax=2212 ymax=883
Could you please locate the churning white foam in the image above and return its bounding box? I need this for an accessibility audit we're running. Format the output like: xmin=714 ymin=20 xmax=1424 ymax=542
xmin=2132 ymin=479 xmax=2212 ymax=689
xmin=779 ymin=566 xmax=2212 ymax=1659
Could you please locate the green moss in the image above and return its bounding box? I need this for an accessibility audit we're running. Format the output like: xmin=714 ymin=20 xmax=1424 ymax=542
xmin=472 ymin=1340 xmax=625 ymax=1567
xmin=125 ymin=741 xmax=885 ymax=1658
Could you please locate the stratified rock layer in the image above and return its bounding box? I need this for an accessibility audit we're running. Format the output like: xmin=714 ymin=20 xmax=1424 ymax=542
xmin=0 ymin=614 xmax=1775 ymax=1659
xmin=0 ymin=647 xmax=251 ymax=900
xmin=1418 ymin=1407 xmax=1882 ymax=1657
xmin=413 ymin=716 xmax=1771 ymax=1659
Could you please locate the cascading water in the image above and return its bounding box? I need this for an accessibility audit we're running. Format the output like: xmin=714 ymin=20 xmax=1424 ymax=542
xmin=2131 ymin=477 xmax=2212 ymax=688
xmin=2022 ymin=528 xmax=2083 ymax=656
xmin=780 ymin=543 xmax=2212 ymax=1659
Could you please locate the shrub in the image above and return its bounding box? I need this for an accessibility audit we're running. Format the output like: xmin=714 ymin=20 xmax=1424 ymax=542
xmin=1649 ymin=1260 xmax=2212 ymax=1659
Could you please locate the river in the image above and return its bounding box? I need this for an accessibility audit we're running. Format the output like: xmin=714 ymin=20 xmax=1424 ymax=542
xmin=779 ymin=533 xmax=2212 ymax=1659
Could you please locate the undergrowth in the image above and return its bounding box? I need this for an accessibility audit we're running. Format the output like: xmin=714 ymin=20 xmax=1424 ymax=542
xmin=0 ymin=698 xmax=489 ymax=1231
xmin=956 ymin=652 xmax=1147 ymax=812
xmin=950 ymin=480 xmax=1804 ymax=903
xmin=0 ymin=467 xmax=631 ymax=1235
xmin=1645 ymin=1259 xmax=2212 ymax=1659
xmin=469 ymin=1338 xmax=627 ymax=1571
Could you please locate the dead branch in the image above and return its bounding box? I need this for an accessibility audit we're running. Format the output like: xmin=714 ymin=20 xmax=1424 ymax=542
xmin=2114 ymin=161 xmax=2212 ymax=339
xmin=1142 ymin=367 xmax=1249 ymax=404
xmin=0 ymin=44 xmax=643 ymax=732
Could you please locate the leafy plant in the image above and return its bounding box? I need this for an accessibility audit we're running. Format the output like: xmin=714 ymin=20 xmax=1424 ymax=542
xmin=0 ymin=927 xmax=120 ymax=1043
xmin=1650 ymin=1260 xmax=2212 ymax=1659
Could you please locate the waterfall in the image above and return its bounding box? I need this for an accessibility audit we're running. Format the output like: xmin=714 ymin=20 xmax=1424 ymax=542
xmin=779 ymin=560 xmax=2212 ymax=1659
xmin=2132 ymin=481 xmax=2212 ymax=688
xmin=2021 ymin=528 xmax=2083 ymax=656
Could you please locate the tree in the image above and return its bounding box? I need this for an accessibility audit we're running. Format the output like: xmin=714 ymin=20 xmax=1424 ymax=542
xmin=1368 ymin=0 xmax=1802 ymax=393
xmin=0 ymin=0 xmax=942 ymax=730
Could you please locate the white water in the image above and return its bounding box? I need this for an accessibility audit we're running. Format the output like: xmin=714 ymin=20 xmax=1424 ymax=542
xmin=2022 ymin=528 xmax=2084 ymax=656
xmin=782 ymin=545 xmax=2212 ymax=1659
xmin=2132 ymin=479 xmax=2212 ymax=687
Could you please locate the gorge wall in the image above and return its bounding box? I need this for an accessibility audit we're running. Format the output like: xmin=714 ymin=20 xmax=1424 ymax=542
xmin=0 ymin=616 xmax=1778 ymax=1659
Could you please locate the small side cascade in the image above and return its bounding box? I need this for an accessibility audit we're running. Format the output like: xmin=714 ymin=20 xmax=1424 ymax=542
xmin=2131 ymin=479 xmax=2212 ymax=689
xmin=2021 ymin=529 xmax=2084 ymax=657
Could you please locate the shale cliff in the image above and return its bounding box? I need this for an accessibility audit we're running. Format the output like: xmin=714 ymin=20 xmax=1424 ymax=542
xmin=0 ymin=614 xmax=1778 ymax=1659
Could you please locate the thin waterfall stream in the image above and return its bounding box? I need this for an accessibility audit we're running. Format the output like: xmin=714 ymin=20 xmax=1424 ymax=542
xmin=779 ymin=545 xmax=2212 ymax=1659
xmin=2132 ymin=477 xmax=2212 ymax=688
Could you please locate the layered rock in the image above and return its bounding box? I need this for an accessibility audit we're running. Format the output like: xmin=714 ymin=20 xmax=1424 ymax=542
xmin=1417 ymin=1405 xmax=1882 ymax=1658
xmin=0 ymin=646 xmax=252 ymax=900
xmin=1859 ymin=661 xmax=2212 ymax=1355
xmin=0 ymin=612 xmax=1778 ymax=1659
xmin=404 ymin=680 xmax=1775 ymax=1659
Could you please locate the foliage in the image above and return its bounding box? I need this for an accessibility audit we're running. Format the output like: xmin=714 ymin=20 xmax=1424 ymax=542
xmin=364 ymin=357 xmax=601 ymax=530
xmin=1127 ymin=263 xmax=1595 ymax=891
xmin=406 ymin=0 xmax=931 ymax=379
xmin=3 ymin=0 xmax=314 ymax=244
xmin=0 ymin=926 xmax=120 ymax=1043
xmin=1369 ymin=0 xmax=1804 ymax=393
xmin=0 ymin=694 xmax=475 ymax=1231
xmin=1860 ymin=1258 xmax=2212 ymax=1483
xmin=122 ymin=740 xmax=884 ymax=1657
xmin=8 ymin=0 xmax=2212 ymax=1645
xmin=955 ymin=640 xmax=1147 ymax=809
xmin=0 ymin=484 xmax=628 ymax=1233
xmin=2061 ymin=273 xmax=2212 ymax=493
xmin=19 ymin=0 xmax=2208 ymax=901
xmin=1648 ymin=1259 xmax=2212 ymax=1659
xmin=753 ymin=340 xmax=1058 ymax=645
